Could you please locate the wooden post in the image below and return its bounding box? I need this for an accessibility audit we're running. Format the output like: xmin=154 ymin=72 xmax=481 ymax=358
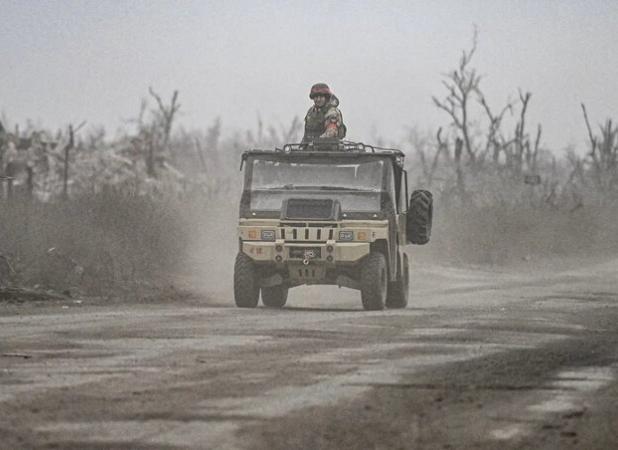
xmin=146 ymin=126 xmax=156 ymax=178
xmin=0 ymin=127 xmax=4 ymax=199
xmin=194 ymin=138 xmax=207 ymax=173
xmin=63 ymin=125 xmax=74 ymax=200
xmin=26 ymin=167 xmax=34 ymax=199
xmin=455 ymin=137 xmax=466 ymax=201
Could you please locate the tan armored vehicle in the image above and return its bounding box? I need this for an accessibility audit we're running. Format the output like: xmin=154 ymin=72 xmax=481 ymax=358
xmin=234 ymin=139 xmax=432 ymax=310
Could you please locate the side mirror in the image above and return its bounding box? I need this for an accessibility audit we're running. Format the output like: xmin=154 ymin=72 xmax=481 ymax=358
xmin=407 ymin=190 xmax=432 ymax=245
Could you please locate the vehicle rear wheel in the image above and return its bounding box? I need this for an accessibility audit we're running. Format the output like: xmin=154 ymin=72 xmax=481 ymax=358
xmin=360 ymin=251 xmax=387 ymax=311
xmin=233 ymin=252 xmax=259 ymax=308
xmin=408 ymin=190 xmax=433 ymax=245
xmin=261 ymin=285 xmax=288 ymax=308
xmin=386 ymin=252 xmax=409 ymax=309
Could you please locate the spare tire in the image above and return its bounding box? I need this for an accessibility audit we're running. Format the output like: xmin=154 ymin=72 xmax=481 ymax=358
xmin=408 ymin=190 xmax=433 ymax=245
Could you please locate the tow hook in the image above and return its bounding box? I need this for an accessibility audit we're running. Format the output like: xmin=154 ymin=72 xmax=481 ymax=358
xmin=302 ymin=249 xmax=316 ymax=266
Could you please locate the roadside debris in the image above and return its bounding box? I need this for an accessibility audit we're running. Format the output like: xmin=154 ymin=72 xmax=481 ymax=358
xmin=0 ymin=254 xmax=17 ymax=286
xmin=1 ymin=353 xmax=32 ymax=359
xmin=0 ymin=286 xmax=68 ymax=302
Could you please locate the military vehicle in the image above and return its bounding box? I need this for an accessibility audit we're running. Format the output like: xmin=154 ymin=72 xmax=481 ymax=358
xmin=234 ymin=139 xmax=432 ymax=310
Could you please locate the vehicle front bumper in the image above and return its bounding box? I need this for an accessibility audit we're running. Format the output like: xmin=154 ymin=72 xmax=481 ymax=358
xmin=242 ymin=240 xmax=370 ymax=264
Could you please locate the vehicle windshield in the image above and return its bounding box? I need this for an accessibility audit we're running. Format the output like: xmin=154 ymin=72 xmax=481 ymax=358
xmin=251 ymin=159 xmax=384 ymax=191
xmin=247 ymin=158 xmax=386 ymax=213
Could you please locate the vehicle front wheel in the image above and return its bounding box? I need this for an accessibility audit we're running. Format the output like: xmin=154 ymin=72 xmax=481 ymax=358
xmin=261 ymin=285 xmax=288 ymax=308
xmin=234 ymin=252 xmax=259 ymax=308
xmin=360 ymin=251 xmax=388 ymax=311
xmin=386 ymin=252 xmax=409 ymax=309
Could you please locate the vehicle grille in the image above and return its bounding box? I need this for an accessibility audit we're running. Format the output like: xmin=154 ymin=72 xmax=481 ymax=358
xmin=279 ymin=227 xmax=335 ymax=242
xmin=284 ymin=199 xmax=336 ymax=220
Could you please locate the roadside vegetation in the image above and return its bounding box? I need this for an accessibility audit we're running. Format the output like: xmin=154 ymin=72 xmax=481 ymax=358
xmin=407 ymin=31 xmax=618 ymax=264
xmin=1 ymin=35 xmax=617 ymax=298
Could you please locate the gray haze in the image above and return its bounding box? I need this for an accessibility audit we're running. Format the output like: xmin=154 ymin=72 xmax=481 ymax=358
xmin=2 ymin=0 xmax=617 ymax=150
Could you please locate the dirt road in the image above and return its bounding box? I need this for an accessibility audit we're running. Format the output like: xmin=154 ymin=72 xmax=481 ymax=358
xmin=1 ymin=257 xmax=617 ymax=449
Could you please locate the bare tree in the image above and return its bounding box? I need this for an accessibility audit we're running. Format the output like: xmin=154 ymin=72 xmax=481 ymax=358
xmin=582 ymin=103 xmax=618 ymax=197
xmin=135 ymin=88 xmax=182 ymax=178
xmin=149 ymin=87 xmax=180 ymax=155
xmin=416 ymin=127 xmax=446 ymax=188
xmin=478 ymin=95 xmax=513 ymax=163
xmin=61 ymin=121 xmax=86 ymax=199
xmin=280 ymin=116 xmax=302 ymax=144
xmin=512 ymin=90 xmax=532 ymax=174
xmin=432 ymin=28 xmax=481 ymax=165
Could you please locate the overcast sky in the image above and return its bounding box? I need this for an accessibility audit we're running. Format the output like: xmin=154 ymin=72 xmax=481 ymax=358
xmin=2 ymin=0 xmax=616 ymax=150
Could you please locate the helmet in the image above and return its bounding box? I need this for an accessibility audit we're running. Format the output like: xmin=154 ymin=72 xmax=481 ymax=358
xmin=309 ymin=83 xmax=332 ymax=99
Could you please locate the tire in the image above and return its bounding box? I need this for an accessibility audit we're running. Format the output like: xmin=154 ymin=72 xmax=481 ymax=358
xmin=408 ymin=190 xmax=433 ymax=245
xmin=360 ymin=251 xmax=388 ymax=311
xmin=233 ymin=252 xmax=259 ymax=308
xmin=386 ymin=252 xmax=409 ymax=309
xmin=261 ymin=285 xmax=288 ymax=308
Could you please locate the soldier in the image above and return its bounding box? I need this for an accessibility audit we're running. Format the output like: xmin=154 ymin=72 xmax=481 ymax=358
xmin=302 ymin=83 xmax=346 ymax=143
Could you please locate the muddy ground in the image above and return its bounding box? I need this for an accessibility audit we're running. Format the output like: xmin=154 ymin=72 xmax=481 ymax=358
xmin=1 ymin=255 xmax=617 ymax=449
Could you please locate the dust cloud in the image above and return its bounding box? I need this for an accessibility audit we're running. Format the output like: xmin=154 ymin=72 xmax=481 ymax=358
xmin=183 ymin=200 xmax=239 ymax=300
xmin=180 ymin=191 xmax=618 ymax=306
xmin=416 ymin=203 xmax=618 ymax=268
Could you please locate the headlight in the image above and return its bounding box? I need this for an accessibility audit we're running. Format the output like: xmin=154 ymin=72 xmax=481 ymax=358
xmin=339 ymin=230 xmax=354 ymax=241
xmin=261 ymin=230 xmax=276 ymax=241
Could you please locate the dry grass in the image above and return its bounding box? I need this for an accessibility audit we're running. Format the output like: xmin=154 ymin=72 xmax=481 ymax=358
xmin=422 ymin=202 xmax=618 ymax=266
xmin=0 ymin=192 xmax=196 ymax=297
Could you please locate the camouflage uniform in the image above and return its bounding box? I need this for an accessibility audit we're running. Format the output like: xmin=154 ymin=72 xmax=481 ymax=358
xmin=302 ymin=83 xmax=346 ymax=143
